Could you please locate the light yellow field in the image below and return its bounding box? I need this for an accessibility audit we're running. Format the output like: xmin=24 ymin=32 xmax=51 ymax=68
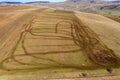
xmin=0 ymin=6 xmax=120 ymax=80
xmin=76 ymin=12 xmax=120 ymax=57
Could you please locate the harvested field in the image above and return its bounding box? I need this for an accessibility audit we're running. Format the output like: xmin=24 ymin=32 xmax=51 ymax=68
xmin=0 ymin=6 xmax=32 ymax=12
xmin=55 ymin=9 xmax=75 ymax=14
xmin=0 ymin=6 xmax=120 ymax=79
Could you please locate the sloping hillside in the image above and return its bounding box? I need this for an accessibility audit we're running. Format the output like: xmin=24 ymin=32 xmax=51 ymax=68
xmin=0 ymin=6 xmax=120 ymax=80
xmin=76 ymin=12 xmax=120 ymax=58
xmin=41 ymin=0 xmax=120 ymax=18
